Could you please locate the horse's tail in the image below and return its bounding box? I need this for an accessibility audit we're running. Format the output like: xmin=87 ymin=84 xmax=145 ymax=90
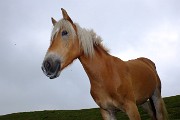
xmin=154 ymin=67 xmax=169 ymax=120
xmin=153 ymin=75 xmax=169 ymax=120
xmin=160 ymin=97 xmax=169 ymax=120
xmin=156 ymin=75 xmax=169 ymax=120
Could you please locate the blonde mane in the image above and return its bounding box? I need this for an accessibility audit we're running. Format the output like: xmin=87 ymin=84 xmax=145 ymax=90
xmin=51 ymin=19 xmax=108 ymax=57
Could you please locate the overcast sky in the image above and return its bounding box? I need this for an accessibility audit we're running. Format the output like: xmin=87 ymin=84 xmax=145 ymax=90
xmin=0 ymin=0 xmax=180 ymax=115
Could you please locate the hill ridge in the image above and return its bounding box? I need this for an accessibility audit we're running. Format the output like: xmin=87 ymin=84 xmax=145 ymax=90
xmin=0 ymin=95 xmax=179 ymax=120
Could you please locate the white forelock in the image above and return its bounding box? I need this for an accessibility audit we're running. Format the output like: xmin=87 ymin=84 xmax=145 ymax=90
xmin=50 ymin=19 xmax=76 ymax=42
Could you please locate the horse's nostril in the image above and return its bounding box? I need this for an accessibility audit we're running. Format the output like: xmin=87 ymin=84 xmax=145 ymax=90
xmin=44 ymin=61 xmax=51 ymax=71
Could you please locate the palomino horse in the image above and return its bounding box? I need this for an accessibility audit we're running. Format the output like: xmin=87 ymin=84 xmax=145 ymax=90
xmin=42 ymin=8 xmax=168 ymax=120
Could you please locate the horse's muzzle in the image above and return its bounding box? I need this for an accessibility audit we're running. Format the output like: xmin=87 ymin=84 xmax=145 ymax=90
xmin=41 ymin=58 xmax=61 ymax=79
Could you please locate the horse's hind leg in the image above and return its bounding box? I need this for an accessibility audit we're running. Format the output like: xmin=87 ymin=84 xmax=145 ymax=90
xmin=151 ymin=88 xmax=168 ymax=120
xmin=141 ymin=100 xmax=157 ymax=120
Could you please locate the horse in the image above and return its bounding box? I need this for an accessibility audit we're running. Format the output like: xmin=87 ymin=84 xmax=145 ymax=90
xmin=41 ymin=8 xmax=168 ymax=120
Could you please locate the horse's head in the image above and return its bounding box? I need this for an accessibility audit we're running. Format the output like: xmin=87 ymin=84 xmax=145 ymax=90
xmin=42 ymin=8 xmax=80 ymax=79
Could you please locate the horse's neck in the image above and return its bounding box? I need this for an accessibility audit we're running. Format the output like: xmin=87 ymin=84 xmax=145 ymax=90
xmin=78 ymin=45 xmax=121 ymax=84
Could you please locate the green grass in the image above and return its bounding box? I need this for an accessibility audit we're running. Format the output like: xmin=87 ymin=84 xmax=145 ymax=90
xmin=0 ymin=95 xmax=179 ymax=120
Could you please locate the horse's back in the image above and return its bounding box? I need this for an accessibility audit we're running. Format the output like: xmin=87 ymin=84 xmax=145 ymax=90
xmin=126 ymin=57 xmax=159 ymax=104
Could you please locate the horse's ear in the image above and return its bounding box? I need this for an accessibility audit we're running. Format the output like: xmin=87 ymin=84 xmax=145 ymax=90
xmin=51 ymin=17 xmax=57 ymax=26
xmin=61 ymin=8 xmax=73 ymax=24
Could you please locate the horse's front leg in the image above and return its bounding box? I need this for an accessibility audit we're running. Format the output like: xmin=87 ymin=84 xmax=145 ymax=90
xmin=100 ymin=108 xmax=117 ymax=120
xmin=124 ymin=101 xmax=141 ymax=120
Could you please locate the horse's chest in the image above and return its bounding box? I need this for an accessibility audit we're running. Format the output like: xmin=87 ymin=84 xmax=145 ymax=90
xmin=89 ymin=73 xmax=124 ymax=110
xmin=90 ymin=86 xmax=120 ymax=110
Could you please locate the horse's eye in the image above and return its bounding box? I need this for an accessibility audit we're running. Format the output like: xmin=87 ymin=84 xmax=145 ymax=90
xmin=62 ymin=30 xmax=68 ymax=36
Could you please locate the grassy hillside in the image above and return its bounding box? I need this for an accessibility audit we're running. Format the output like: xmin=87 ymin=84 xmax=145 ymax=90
xmin=0 ymin=95 xmax=179 ymax=120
